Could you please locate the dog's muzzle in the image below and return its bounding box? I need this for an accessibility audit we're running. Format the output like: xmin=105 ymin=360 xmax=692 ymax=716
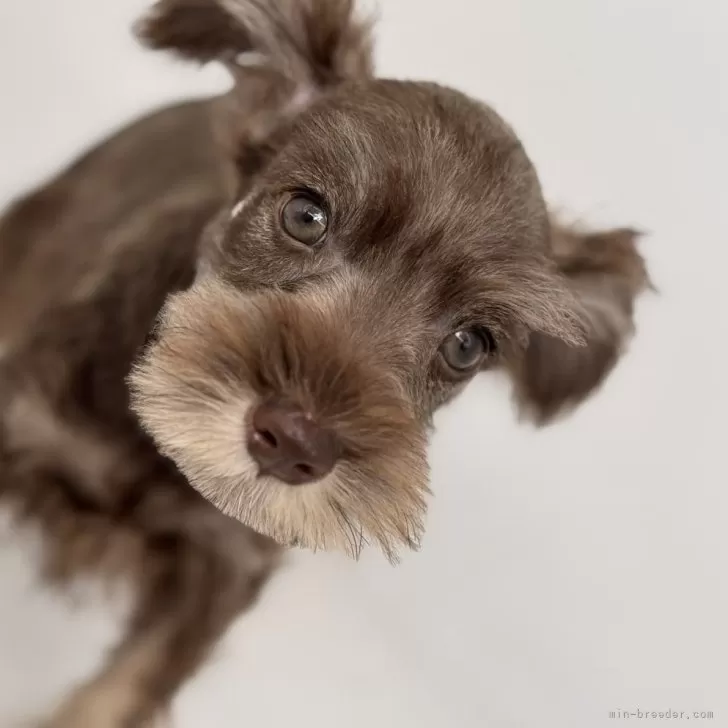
xmin=129 ymin=277 xmax=430 ymax=559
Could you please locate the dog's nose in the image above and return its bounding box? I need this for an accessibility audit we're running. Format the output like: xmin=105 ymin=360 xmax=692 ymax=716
xmin=247 ymin=400 xmax=339 ymax=485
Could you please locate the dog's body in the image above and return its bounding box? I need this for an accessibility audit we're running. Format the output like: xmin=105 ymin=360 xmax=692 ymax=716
xmin=0 ymin=1 xmax=648 ymax=725
xmin=0 ymin=98 xmax=281 ymax=727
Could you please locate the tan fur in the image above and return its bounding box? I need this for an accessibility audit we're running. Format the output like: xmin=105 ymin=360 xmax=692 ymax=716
xmin=42 ymin=633 xmax=170 ymax=728
xmin=130 ymin=275 xmax=429 ymax=559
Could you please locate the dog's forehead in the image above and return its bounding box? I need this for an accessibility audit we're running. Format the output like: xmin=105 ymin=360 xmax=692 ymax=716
xmin=276 ymin=80 xmax=546 ymax=258
xmin=265 ymin=81 xmax=549 ymax=309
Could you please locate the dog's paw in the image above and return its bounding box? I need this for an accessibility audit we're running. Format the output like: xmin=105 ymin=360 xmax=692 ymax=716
xmin=37 ymin=714 xmax=169 ymax=728
xmin=38 ymin=693 xmax=171 ymax=728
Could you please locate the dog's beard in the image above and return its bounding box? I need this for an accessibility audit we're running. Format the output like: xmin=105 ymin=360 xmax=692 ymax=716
xmin=129 ymin=279 xmax=430 ymax=561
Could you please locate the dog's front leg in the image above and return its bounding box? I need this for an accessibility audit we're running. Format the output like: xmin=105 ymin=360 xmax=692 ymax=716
xmin=41 ymin=488 xmax=281 ymax=728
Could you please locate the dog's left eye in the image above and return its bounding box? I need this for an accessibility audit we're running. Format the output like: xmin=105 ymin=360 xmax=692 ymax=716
xmin=281 ymin=195 xmax=328 ymax=246
xmin=440 ymin=328 xmax=493 ymax=372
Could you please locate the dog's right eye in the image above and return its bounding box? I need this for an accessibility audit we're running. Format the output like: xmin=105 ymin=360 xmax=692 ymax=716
xmin=281 ymin=195 xmax=328 ymax=247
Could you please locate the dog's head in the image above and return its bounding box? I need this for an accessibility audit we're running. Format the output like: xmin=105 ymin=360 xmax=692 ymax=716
xmin=130 ymin=0 xmax=595 ymax=560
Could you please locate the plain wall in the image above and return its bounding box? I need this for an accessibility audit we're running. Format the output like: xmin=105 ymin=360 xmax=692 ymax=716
xmin=1 ymin=1 xmax=726 ymax=727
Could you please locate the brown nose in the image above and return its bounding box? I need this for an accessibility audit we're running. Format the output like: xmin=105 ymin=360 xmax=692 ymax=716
xmin=247 ymin=400 xmax=339 ymax=485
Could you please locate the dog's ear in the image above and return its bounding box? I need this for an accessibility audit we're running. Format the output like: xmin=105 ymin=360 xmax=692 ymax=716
xmin=507 ymin=223 xmax=649 ymax=424
xmin=136 ymin=0 xmax=374 ymax=176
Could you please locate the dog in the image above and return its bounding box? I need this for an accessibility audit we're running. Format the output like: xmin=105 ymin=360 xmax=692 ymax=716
xmin=0 ymin=0 xmax=649 ymax=725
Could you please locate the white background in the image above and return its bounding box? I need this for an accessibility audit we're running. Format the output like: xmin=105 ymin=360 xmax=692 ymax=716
xmin=1 ymin=1 xmax=727 ymax=727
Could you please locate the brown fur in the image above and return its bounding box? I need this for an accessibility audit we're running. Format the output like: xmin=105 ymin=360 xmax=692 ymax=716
xmin=0 ymin=0 xmax=649 ymax=725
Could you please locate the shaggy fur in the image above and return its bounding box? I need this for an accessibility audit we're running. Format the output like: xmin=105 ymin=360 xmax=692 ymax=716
xmin=0 ymin=0 xmax=649 ymax=725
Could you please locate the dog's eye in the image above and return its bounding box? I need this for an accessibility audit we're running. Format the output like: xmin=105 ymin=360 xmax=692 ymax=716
xmin=281 ymin=195 xmax=328 ymax=246
xmin=440 ymin=328 xmax=493 ymax=372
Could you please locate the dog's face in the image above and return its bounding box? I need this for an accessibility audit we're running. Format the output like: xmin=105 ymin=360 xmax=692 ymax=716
xmin=131 ymin=76 xmax=584 ymax=558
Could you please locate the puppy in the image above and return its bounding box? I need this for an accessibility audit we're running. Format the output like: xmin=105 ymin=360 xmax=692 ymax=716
xmin=0 ymin=0 xmax=649 ymax=725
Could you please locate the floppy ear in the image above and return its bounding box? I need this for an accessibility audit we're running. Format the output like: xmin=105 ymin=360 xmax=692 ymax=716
xmin=508 ymin=222 xmax=650 ymax=423
xmin=136 ymin=0 xmax=374 ymax=174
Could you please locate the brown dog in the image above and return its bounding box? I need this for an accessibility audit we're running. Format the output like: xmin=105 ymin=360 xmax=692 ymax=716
xmin=0 ymin=0 xmax=648 ymax=725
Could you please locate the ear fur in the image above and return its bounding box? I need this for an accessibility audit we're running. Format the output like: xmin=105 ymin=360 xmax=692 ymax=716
xmin=137 ymin=0 xmax=373 ymax=81
xmin=136 ymin=0 xmax=374 ymax=177
xmin=508 ymin=223 xmax=650 ymax=423
xmin=136 ymin=0 xmax=254 ymax=63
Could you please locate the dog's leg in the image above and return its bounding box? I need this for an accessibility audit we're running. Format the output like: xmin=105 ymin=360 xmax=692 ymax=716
xmin=17 ymin=472 xmax=281 ymax=728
